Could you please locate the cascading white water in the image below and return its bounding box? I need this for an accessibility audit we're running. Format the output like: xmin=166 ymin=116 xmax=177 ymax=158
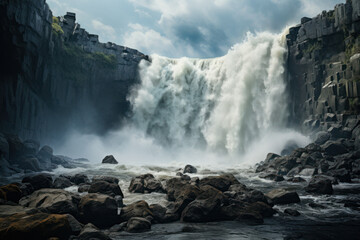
xmin=129 ymin=31 xmax=290 ymax=154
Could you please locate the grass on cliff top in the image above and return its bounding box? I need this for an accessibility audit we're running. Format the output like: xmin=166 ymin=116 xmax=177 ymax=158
xmin=63 ymin=43 xmax=117 ymax=68
xmin=52 ymin=16 xmax=64 ymax=36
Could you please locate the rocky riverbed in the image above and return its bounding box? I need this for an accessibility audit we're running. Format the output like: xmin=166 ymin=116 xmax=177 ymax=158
xmin=1 ymin=117 xmax=360 ymax=239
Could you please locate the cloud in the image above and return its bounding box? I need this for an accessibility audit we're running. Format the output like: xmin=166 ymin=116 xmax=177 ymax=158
xmin=91 ymin=19 xmax=117 ymax=42
xmin=48 ymin=0 xmax=345 ymax=58
xmin=123 ymin=24 xmax=176 ymax=56
xmin=126 ymin=0 xmax=345 ymax=57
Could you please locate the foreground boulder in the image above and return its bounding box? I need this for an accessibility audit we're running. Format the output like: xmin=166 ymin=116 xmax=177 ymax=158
xmin=265 ymin=189 xmax=300 ymax=205
xmin=322 ymin=141 xmax=348 ymax=156
xmin=78 ymin=193 xmax=119 ymax=228
xmin=92 ymin=176 xmax=119 ymax=184
xmin=0 ymin=184 xmax=22 ymax=203
xmin=88 ymin=180 xmax=123 ymax=198
xmin=0 ymin=212 xmax=82 ymax=240
xmin=53 ymin=177 xmax=73 ymax=189
xmin=120 ymin=200 xmax=153 ymax=222
xmin=235 ymin=212 xmax=264 ymax=225
xmin=102 ymin=155 xmax=118 ymax=164
xmin=0 ymin=205 xmax=40 ymax=218
xmin=305 ymin=175 xmax=333 ymax=194
xmin=126 ymin=217 xmax=151 ymax=233
xmin=149 ymin=204 xmax=178 ymax=223
xmin=19 ymin=189 xmax=80 ymax=216
xmin=128 ymin=174 xmax=163 ymax=193
xmin=22 ymin=174 xmax=53 ymax=190
xmin=181 ymin=185 xmax=224 ymax=222
xmin=183 ymin=165 xmax=197 ymax=174
xmin=199 ymin=174 xmax=239 ymax=192
xmin=77 ymin=223 xmax=111 ymax=240
xmin=70 ymin=174 xmax=90 ymax=185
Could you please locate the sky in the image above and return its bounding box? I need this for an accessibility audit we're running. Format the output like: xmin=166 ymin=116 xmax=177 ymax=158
xmin=47 ymin=0 xmax=343 ymax=58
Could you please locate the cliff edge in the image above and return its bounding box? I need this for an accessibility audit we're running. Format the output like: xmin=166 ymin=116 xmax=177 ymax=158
xmin=0 ymin=0 xmax=148 ymax=142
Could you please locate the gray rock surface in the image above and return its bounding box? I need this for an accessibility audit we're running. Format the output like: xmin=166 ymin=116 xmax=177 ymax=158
xmin=0 ymin=0 xmax=148 ymax=142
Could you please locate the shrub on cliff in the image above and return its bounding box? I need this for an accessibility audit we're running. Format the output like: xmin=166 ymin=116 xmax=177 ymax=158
xmin=52 ymin=16 xmax=64 ymax=36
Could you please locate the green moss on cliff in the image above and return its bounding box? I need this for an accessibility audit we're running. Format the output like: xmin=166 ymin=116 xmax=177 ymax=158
xmin=345 ymin=42 xmax=360 ymax=61
xmin=63 ymin=43 xmax=117 ymax=68
xmin=52 ymin=16 xmax=64 ymax=36
xmin=55 ymin=42 xmax=117 ymax=86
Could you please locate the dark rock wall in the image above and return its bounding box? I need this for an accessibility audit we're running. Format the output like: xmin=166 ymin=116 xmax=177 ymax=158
xmin=287 ymin=0 xmax=360 ymax=131
xmin=0 ymin=0 xmax=147 ymax=143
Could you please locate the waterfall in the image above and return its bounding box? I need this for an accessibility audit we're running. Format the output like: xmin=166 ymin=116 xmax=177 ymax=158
xmin=128 ymin=31 xmax=289 ymax=155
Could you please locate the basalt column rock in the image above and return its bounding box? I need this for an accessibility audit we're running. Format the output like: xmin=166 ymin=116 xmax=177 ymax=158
xmin=0 ymin=0 xmax=148 ymax=142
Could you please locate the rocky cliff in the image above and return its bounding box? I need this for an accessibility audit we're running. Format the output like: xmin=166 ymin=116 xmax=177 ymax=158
xmin=0 ymin=0 xmax=147 ymax=143
xmin=286 ymin=0 xmax=360 ymax=131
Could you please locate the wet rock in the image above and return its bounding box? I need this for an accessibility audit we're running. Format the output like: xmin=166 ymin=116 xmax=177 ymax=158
xmin=21 ymin=157 xmax=41 ymax=172
xmin=305 ymin=175 xmax=333 ymax=194
xmin=244 ymin=201 xmax=276 ymax=218
xmin=190 ymin=177 xmax=200 ymax=185
xmin=165 ymin=178 xmax=201 ymax=215
xmin=322 ymin=141 xmax=348 ymax=156
xmin=36 ymin=145 xmax=54 ymax=170
xmin=120 ymin=200 xmax=153 ymax=222
xmin=102 ymin=155 xmax=118 ymax=164
xmin=328 ymin=125 xmax=351 ymax=139
xmin=88 ymin=180 xmax=123 ymax=198
xmin=281 ymin=141 xmax=299 ymax=156
xmin=284 ymin=208 xmax=300 ymax=216
xmin=287 ymin=177 xmax=306 ymax=183
xmin=0 ymin=204 xmax=40 ymax=217
xmin=77 ymin=223 xmax=111 ymax=240
xmin=199 ymin=174 xmax=239 ymax=192
xmin=108 ymin=223 xmax=125 ymax=232
xmin=181 ymin=185 xmax=224 ymax=222
xmin=53 ymin=177 xmax=73 ymax=189
xmin=0 ymin=184 xmax=22 ymax=203
xmin=149 ymin=204 xmax=178 ymax=223
xmin=259 ymin=172 xmax=284 ymax=181
xmin=183 ymin=165 xmax=197 ymax=174
xmin=265 ymin=153 xmax=280 ymax=162
xmin=0 ymin=212 xmax=82 ymax=239
xmin=315 ymin=131 xmax=331 ymax=145
xmin=19 ymin=183 xmax=34 ymax=197
xmin=235 ymin=212 xmax=264 ymax=225
xmin=265 ymin=189 xmax=300 ymax=205
xmin=22 ymin=140 xmax=40 ymax=156
xmin=328 ymin=168 xmax=352 ymax=183
xmin=92 ymin=176 xmax=119 ymax=184
xmin=126 ymin=217 xmax=151 ymax=233
xmin=22 ymin=173 xmax=53 ymax=190
xmin=128 ymin=174 xmax=163 ymax=194
xmin=19 ymin=189 xmax=80 ymax=216
xmin=181 ymin=174 xmax=191 ymax=181
xmin=78 ymin=184 xmax=91 ymax=193
xmin=70 ymin=174 xmax=90 ymax=185
xmin=299 ymin=168 xmax=317 ymax=176
xmin=78 ymin=193 xmax=119 ymax=228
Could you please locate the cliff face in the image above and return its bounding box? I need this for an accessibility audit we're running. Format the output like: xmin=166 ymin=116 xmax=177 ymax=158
xmin=0 ymin=0 xmax=147 ymax=142
xmin=286 ymin=0 xmax=360 ymax=131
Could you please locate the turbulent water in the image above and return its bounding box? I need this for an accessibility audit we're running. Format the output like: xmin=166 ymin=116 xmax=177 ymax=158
xmin=129 ymin=32 xmax=289 ymax=154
